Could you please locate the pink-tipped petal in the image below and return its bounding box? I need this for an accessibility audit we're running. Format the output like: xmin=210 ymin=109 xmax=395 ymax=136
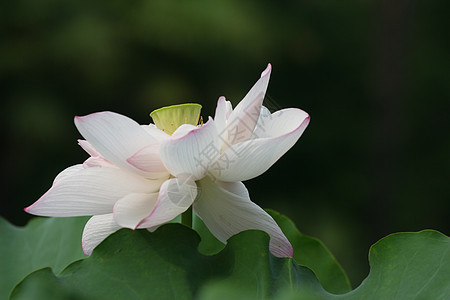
xmin=25 ymin=167 xmax=163 ymax=217
xmin=261 ymin=63 xmax=272 ymax=77
xmin=210 ymin=108 xmax=310 ymax=182
xmin=74 ymin=111 xmax=157 ymax=174
xmin=82 ymin=213 xmax=121 ymax=255
xmin=159 ymin=119 xmax=221 ymax=181
xmin=113 ymin=193 xmax=158 ymax=229
xmin=137 ymin=177 xmax=197 ymax=228
xmin=193 ymin=176 xmax=293 ymax=258
xmin=127 ymin=144 xmax=170 ymax=179
xmin=223 ymin=64 xmax=271 ymax=147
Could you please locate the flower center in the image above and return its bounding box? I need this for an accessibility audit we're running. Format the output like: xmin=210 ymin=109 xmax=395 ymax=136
xmin=150 ymin=103 xmax=202 ymax=135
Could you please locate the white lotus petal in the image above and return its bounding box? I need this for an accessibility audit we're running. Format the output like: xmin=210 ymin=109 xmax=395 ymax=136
xmin=141 ymin=124 xmax=171 ymax=141
xmin=82 ymin=213 xmax=121 ymax=255
xmin=252 ymin=106 xmax=272 ymax=138
xmin=210 ymin=108 xmax=310 ymax=182
xmin=223 ymin=64 xmax=271 ymax=147
xmin=74 ymin=111 xmax=157 ymax=174
xmin=127 ymin=144 xmax=170 ymax=179
xmin=137 ymin=177 xmax=197 ymax=228
xmin=25 ymin=167 xmax=163 ymax=217
xmin=159 ymin=119 xmax=220 ymax=181
xmin=113 ymin=193 xmax=158 ymax=229
xmin=53 ymin=164 xmax=84 ymax=184
xmin=78 ymin=139 xmax=100 ymax=157
xmin=193 ymin=176 xmax=293 ymax=257
xmin=82 ymin=156 xmax=117 ymax=169
xmin=253 ymin=108 xmax=310 ymax=139
xmin=171 ymin=124 xmax=197 ymax=138
xmin=214 ymin=96 xmax=230 ymax=133
xmin=78 ymin=139 xmax=117 ymax=168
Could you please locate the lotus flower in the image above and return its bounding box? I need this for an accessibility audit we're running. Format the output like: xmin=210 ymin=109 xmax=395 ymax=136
xmin=25 ymin=114 xmax=182 ymax=255
xmin=25 ymin=64 xmax=309 ymax=257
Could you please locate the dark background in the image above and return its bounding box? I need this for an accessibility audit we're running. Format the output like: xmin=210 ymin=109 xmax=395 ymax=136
xmin=1 ymin=0 xmax=449 ymax=287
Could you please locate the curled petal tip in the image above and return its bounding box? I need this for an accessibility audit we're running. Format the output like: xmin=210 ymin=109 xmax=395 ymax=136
xmin=303 ymin=115 xmax=311 ymax=126
xmin=261 ymin=63 xmax=272 ymax=78
xmin=82 ymin=246 xmax=91 ymax=256
xmin=270 ymin=240 xmax=294 ymax=258
xmin=82 ymin=240 xmax=94 ymax=256
xmin=74 ymin=115 xmax=85 ymax=125
xmin=24 ymin=202 xmax=37 ymax=213
xmin=215 ymin=96 xmax=227 ymax=111
xmin=288 ymin=244 xmax=294 ymax=257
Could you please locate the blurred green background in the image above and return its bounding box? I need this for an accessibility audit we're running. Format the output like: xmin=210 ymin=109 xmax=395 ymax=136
xmin=1 ymin=0 xmax=449 ymax=288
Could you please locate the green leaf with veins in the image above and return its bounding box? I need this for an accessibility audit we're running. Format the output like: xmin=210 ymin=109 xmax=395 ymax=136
xmin=10 ymin=222 xmax=449 ymax=300
xmin=0 ymin=217 xmax=88 ymax=299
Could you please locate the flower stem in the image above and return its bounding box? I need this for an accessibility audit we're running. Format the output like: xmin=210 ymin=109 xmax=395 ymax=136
xmin=181 ymin=206 xmax=193 ymax=228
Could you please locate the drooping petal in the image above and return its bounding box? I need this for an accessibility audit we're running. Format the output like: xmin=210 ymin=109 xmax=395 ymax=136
xmin=25 ymin=167 xmax=163 ymax=217
xmin=127 ymin=144 xmax=170 ymax=179
xmin=113 ymin=193 xmax=158 ymax=229
xmin=222 ymin=64 xmax=271 ymax=147
xmin=137 ymin=177 xmax=197 ymax=228
xmin=159 ymin=119 xmax=221 ymax=181
xmin=210 ymin=108 xmax=310 ymax=182
xmin=82 ymin=213 xmax=121 ymax=255
xmin=193 ymin=176 xmax=293 ymax=258
xmin=74 ymin=112 xmax=157 ymax=174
